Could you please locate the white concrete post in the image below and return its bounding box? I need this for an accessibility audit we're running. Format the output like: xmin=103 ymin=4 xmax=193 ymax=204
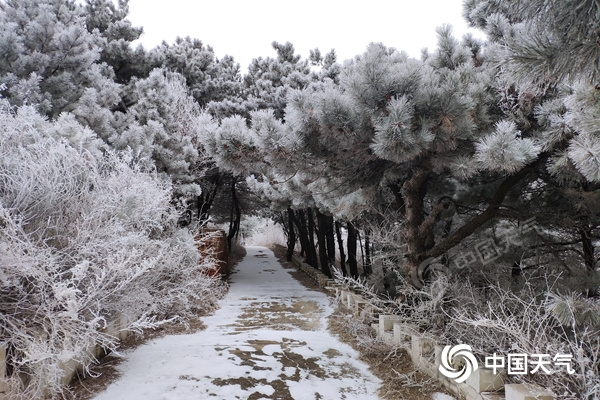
xmin=465 ymin=368 xmax=505 ymax=393
xmin=0 ymin=344 xmax=7 ymax=399
xmin=504 ymin=383 xmax=555 ymax=400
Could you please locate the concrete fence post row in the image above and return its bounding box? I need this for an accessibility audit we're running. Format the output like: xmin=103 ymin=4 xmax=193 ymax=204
xmin=288 ymin=254 xmax=557 ymax=400
xmin=0 ymin=312 xmax=132 ymax=400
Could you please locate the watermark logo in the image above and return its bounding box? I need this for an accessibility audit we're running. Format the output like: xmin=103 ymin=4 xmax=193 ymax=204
xmin=485 ymin=352 xmax=575 ymax=375
xmin=439 ymin=344 xmax=575 ymax=381
xmin=452 ymin=217 xmax=540 ymax=270
xmin=417 ymin=257 xmax=451 ymax=284
xmin=439 ymin=344 xmax=479 ymax=383
xmin=417 ymin=218 xmax=541 ymax=283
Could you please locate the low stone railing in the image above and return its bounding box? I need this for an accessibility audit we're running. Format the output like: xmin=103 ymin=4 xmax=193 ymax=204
xmin=289 ymin=255 xmax=556 ymax=400
xmin=0 ymin=312 xmax=132 ymax=399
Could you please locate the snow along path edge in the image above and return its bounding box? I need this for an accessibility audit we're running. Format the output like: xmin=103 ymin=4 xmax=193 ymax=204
xmin=91 ymin=246 xmax=382 ymax=400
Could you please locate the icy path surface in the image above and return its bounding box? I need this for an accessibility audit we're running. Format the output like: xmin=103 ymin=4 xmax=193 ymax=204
xmin=93 ymin=246 xmax=382 ymax=400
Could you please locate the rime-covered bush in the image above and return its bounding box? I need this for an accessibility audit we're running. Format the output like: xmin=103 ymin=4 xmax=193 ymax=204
xmin=443 ymin=281 xmax=600 ymax=399
xmin=0 ymin=103 xmax=224 ymax=398
xmin=335 ymin=265 xmax=600 ymax=398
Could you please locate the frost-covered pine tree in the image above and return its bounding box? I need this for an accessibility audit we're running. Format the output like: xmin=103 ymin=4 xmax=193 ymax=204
xmin=241 ymin=41 xmax=315 ymax=120
xmin=0 ymin=0 xmax=129 ymax=148
xmin=464 ymin=0 xmax=600 ymax=276
xmin=202 ymin=29 xmax=543 ymax=286
xmin=150 ymin=36 xmax=243 ymax=108
xmin=0 ymin=0 xmax=103 ymax=117
xmin=84 ymin=0 xmax=149 ymax=83
xmin=464 ymin=0 xmax=600 ymax=182
xmin=113 ymin=69 xmax=206 ymax=196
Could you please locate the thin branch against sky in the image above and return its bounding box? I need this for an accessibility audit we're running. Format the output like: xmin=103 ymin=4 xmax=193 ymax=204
xmin=126 ymin=0 xmax=486 ymax=72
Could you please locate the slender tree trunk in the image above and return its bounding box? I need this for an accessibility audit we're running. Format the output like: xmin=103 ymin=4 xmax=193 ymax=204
xmin=306 ymin=208 xmax=319 ymax=269
xmin=286 ymin=207 xmax=296 ymax=261
xmin=580 ymin=226 xmax=596 ymax=271
xmin=316 ymin=210 xmax=331 ymax=277
xmin=227 ymin=179 xmax=241 ymax=251
xmin=347 ymin=221 xmax=359 ymax=278
xmin=335 ymin=221 xmax=347 ymax=276
xmin=365 ymin=230 xmax=372 ymax=276
xmin=325 ymin=214 xmax=336 ymax=266
xmin=295 ymin=210 xmax=308 ymax=258
xmin=358 ymin=229 xmax=365 ymax=271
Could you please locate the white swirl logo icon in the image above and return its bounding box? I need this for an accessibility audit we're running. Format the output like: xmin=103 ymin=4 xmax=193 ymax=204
xmin=439 ymin=344 xmax=479 ymax=383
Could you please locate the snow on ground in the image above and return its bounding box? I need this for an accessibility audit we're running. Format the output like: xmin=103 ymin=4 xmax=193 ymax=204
xmin=92 ymin=246 xmax=382 ymax=400
xmin=433 ymin=393 xmax=456 ymax=400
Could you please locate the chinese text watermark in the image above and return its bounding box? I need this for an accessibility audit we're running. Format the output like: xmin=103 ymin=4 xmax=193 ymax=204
xmin=439 ymin=344 xmax=574 ymax=383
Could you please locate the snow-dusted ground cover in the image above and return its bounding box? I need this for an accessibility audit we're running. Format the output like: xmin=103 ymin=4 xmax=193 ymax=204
xmin=92 ymin=246 xmax=382 ymax=399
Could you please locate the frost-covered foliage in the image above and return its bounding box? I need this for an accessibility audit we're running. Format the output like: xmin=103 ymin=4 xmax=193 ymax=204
xmin=335 ymin=268 xmax=600 ymax=399
xmin=84 ymin=0 xmax=148 ymax=84
xmin=0 ymin=1 xmax=213 ymax=198
xmin=120 ymin=69 xmax=205 ymax=195
xmin=0 ymin=103 xmax=224 ymax=398
xmin=563 ymin=84 xmax=600 ymax=182
xmin=464 ymin=0 xmax=600 ymax=184
xmin=464 ymin=0 xmax=600 ymax=84
xmin=474 ymin=120 xmax=540 ymax=174
xmin=240 ymin=216 xmax=287 ymax=247
xmin=446 ymin=281 xmax=600 ymax=399
xmin=150 ymin=36 xmax=243 ymax=107
xmin=0 ymin=0 xmax=102 ymax=117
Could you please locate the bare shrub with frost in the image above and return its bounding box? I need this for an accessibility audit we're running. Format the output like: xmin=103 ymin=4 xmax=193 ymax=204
xmin=333 ymin=266 xmax=452 ymax=337
xmin=334 ymin=250 xmax=599 ymax=398
xmin=0 ymin=103 xmax=225 ymax=398
xmin=359 ymin=213 xmax=406 ymax=296
xmin=445 ymin=280 xmax=600 ymax=399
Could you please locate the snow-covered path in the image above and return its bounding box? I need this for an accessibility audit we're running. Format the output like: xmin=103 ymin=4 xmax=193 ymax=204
xmin=92 ymin=246 xmax=382 ymax=400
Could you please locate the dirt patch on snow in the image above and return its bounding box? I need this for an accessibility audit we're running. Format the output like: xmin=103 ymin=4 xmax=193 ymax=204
xmin=228 ymin=298 xmax=322 ymax=332
xmin=207 ymin=336 xmax=363 ymax=399
xmin=270 ymin=245 xmax=449 ymax=400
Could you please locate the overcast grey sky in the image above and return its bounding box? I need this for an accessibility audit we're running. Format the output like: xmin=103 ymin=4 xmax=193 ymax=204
xmin=126 ymin=0 xmax=486 ymax=72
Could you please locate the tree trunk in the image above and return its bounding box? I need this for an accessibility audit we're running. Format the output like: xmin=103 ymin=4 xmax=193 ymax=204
xmin=325 ymin=214 xmax=336 ymax=267
xmin=295 ymin=210 xmax=310 ymax=261
xmin=402 ymin=162 xmax=534 ymax=288
xmin=347 ymin=221 xmax=359 ymax=278
xmin=402 ymin=167 xmax=431 ymax=287
xmin=580 ymin=226 xmax=596 ymax=271
xmin=227 ymin=179 xmax=241 ymax=251
xmin=316 ymin=210 xmax=331 ymax=277
xmin=335 ymin=221 xmax=347 ymax=276
xmin=286 ymin=207 xmax=296 ymax=261
xmin=306 ymin=208 xmax=319 ymax=269
xmin=365 ymin=230 xmax=372 ymax=276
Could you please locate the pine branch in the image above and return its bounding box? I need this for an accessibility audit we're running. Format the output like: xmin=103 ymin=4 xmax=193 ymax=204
xmin=425 ymin=164 xmax=534 ymax=260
